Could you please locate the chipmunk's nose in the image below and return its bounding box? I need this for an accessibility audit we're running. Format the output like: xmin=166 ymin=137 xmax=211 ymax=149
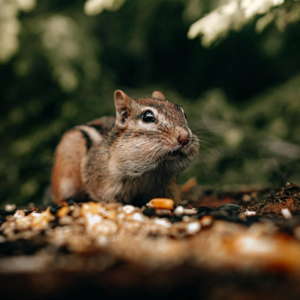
xmin=177 ymin=127 xmax=190 ymax=146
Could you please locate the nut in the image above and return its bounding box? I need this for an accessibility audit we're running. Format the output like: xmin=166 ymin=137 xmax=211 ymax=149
xmin=146 ymin=198 xmax=174 ymax=210
xmin=57 ymin=206 xmax=69 ymax=218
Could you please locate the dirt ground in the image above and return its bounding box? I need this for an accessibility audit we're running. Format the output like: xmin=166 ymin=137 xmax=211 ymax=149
xmin=1 ymin=182 xmax=300 ymax=300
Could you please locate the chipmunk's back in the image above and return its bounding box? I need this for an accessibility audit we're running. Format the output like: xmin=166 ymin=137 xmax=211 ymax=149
xmin=51 ymin=116 xmax=115 ymax=203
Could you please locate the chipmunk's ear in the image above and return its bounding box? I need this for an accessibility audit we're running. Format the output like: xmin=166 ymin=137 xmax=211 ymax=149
xmin=114 ymin=90 xmax=132 ymax=128
xmin=152 ymin=91 xmax=166 ymax=101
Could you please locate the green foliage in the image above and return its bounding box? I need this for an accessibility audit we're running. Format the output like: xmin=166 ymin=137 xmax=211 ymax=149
xmin=0 ymin=0 xmax=300 ymax=205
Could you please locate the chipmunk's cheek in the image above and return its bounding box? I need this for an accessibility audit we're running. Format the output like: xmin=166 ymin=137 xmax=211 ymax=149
xmin=188 ymin=137 xmax=200 ymax=157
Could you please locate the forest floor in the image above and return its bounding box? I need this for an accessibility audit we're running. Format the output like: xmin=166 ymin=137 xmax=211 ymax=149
xmin=1 ymin=182 xmax=300 ymax=300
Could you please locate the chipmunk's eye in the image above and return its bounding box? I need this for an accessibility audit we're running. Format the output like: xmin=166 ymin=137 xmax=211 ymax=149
xmin=142 ymin=111 xmax=155 ymax=123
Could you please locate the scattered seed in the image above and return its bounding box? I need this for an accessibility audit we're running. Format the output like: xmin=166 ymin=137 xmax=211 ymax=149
xmin=182 ymin=216 xmax=192 ymax=222
xmin=6 ymin=215 xmax=14 ymax=221
xmin=174 ymin=206 xmax=184 ymax=216
xmin=244 ymin=210 xmax=256 ymax=216
xmin=81 ymin=203 xmax=101 ymax=215
xmin=146 ymin=198 xmax=174 ymax=210
xmin=14 ymin=210 xmax=25 ymax=218
xmin=5 ymin=204 xmax=16 ymax=212
xmin=200 ymin=215 xmax=213 ymax=227
xmin=186 ymin=221 xmax=201 ymax=234
xmin=132 ymin=212 xmax=145 ymax=222
xmin=155 ymin=209 xmax=173 ymax=216
xmin=123 ymin=205 xmax=135 ymax=214
xmin=57 ymin=206 xmax=69 ymax=218
xmin=59 ymin=216 xmax=73 ymax=225
xmin=182 ymin=208 xmax=197 ymax=215
xmin=281 ymin=208 xmax=292 ymax=219
xmin=154 ymin=218 xmax=171 ymax=228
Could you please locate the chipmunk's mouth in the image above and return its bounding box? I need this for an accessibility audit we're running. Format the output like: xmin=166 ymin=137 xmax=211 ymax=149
xmin=167 ymin=150 xmax=180 ymax=157
xmin=165 ymin=149 xmax=185 ymax=160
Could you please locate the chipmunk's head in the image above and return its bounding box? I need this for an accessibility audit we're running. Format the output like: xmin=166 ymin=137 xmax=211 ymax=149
xmin=112 ymin=90 xmax=199 ymax=176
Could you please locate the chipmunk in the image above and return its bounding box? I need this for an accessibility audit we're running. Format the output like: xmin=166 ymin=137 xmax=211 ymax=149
xmin=51 ymin=90 xmax=199 ymax=205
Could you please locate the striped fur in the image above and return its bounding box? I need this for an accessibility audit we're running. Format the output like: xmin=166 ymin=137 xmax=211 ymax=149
xmin=51 ymin=91 xmax=199 ymax=205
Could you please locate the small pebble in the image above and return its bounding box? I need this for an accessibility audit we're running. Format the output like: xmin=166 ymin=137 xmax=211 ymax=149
xmin=142 ymin=208 xmax=155 ymax=217
xmin=210 ymin=210 xmax=229 ymax=217
xmin=49 ymin=204 xmax=61 ymax=215
xmin=155 ymin=209 xmax=172 ymax=217
xmin=196 ymin=206 xmax=210 ymax=218
xmin=218 ymin=204 xmax=242 ymax=213
xmin=169 ymin=215 xmax=183 ymax=223
xmin=66 ymin=198 xmax=76 ymax=206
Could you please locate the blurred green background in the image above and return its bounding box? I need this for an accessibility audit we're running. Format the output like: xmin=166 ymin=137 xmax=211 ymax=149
xmin=1 ymin=0 xmax=300 ymax=206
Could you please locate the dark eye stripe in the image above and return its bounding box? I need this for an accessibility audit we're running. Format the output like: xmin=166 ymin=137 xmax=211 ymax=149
xmin=78 ymin=129 xmax=92 ymax=150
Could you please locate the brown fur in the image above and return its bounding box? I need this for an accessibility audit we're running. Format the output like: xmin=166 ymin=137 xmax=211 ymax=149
xmin=51 ymin=90 xmax=199 ymax=205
